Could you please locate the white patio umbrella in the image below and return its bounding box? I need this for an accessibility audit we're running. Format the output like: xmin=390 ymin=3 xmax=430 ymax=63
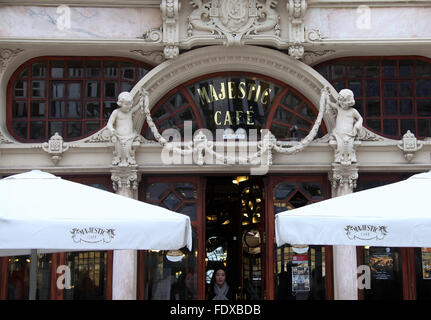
xmin=1 ymin=170 xmax=193 ymax=300
xmin=0 ymin=170 xmax=192 ymax=254
xmin=275 ymin=170 xmax=431 ymax=248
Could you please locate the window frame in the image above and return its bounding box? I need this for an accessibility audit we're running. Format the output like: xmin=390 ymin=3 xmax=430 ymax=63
xmin=315 ymin=56 xmax=431 ymax=140
xmin=7 ymin=56 xmax=153 ymax=143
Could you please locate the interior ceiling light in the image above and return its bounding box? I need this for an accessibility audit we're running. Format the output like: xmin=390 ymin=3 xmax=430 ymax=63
xmin=232 ymin=176 xmax=249 ymax=184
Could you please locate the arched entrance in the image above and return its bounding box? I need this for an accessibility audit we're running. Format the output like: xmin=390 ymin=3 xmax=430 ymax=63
xmin=131 ymin=46 xmax=337 ymax=300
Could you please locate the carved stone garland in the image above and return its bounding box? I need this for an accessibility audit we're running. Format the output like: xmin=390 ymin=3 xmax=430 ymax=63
xmin=142 ymin=87 xmax=326 ymax=167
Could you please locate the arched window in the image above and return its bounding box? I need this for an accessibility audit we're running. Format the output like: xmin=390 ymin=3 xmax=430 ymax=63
xmin=8 ymin=57 xmax=152 ymax=142
xmin=142 ymin=72 xmax=327 ymax=140
xmin=315 ymin=57 xmax=431 ymax=139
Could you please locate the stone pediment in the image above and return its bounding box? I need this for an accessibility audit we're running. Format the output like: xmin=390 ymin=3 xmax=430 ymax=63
xmin=147 ymin=0 xmax=324 ymax=59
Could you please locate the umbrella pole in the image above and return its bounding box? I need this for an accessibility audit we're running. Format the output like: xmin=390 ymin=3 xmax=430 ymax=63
xmin=29 ymin=249 xmax=37 ymax=300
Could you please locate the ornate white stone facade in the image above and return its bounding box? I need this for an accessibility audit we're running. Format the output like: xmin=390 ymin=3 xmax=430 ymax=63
xmin=1 ymin=0 xmax=431 ymax=301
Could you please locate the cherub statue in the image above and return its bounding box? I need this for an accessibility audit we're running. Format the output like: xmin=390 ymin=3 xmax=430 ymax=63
xmin=322 ymin=87 xmax=363 ymax=165
xmin=107 ymin=89 xmax=148 ymax=167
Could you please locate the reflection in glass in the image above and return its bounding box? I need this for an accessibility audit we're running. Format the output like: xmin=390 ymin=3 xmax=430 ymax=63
xmin=145 ymin=232 xmax=197 ymax=300
xmin=64 ymin=251 xmax=107 ymax=300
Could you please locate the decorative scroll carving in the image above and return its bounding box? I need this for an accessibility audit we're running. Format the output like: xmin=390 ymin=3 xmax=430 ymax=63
xmin=140 ymin=28 xmax=163 ymax=42
xmin=187 ymin=0 xmax=280 ymax=46
xmin=111 ymin=166 xmax=140 ymax=191
xmin=41 ymin=132 xmax=70 ymax=165
xmin=286 ymin=0 xmax=307 ymax=59
xmin=161 ymin=0 xmax=181 ymax=59
xmin=397 ymin=130 xmax=423 ymax=162
xmin=329 ymin=163 xmax=359 ymax=193
xmin=0 ymin=48 xmax=24 ymax=75
xmin=302 ymin=50 xmax=336 ymax=65
xmin=0 ymin=130 xmax=14 ymax=144
xmin=130 ymin=49 xmax=166 ymax=65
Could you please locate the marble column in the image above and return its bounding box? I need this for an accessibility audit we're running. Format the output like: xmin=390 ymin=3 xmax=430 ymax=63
xmin=111 ymin=166 xmax=140 ymax=300
xmin=329 ymin=163 xmax=359 ymax=300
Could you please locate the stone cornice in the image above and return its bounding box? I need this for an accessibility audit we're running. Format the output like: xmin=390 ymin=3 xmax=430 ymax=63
xmin=0 ymin=0 xmax=161 ymax=8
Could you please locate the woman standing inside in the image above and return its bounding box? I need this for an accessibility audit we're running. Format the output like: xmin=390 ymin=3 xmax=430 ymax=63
xmin=208 ymin=267 xmax=236 ymax=300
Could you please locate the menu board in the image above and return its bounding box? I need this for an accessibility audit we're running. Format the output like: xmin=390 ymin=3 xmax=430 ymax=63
xmin=369 ymin=248 xmax=394 ymax=280
xmin=422 ymin=248 xmax=431 ymax=280
xmin=292 ymin=255 xmax=310 ymax=292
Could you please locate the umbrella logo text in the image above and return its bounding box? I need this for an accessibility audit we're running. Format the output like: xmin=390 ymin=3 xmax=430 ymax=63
xmin=345 ymin=225 xmax=388 ymax=241
xmin=70 ymin=227 xmax=116 ymax=244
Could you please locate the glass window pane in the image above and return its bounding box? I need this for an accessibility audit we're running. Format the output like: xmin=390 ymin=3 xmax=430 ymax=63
xmin=399 ymin=60 xmax=414 ymax=78
xmin=13 ymin=101 xmax=27 ymax=118
xmin=86 ymin=81 xmax=99 ymax=98
xmin=121 ymin=62 xmax=135 ymax=81
xmin=400 ymin=119 xmax=415 ymax=135
xmin=383 ymin=119 xmax=398 ymax=137
xmin=274 ymin=183 xmax=297 ymax=200
xmin=18 ymin=67 xmax=28 ymax=78
xmin=174 ymin=183 xmax=197 ymax=200
xmin=67 ymin=122 xmax=82 ymax=138
xmin=282 ymin=92 xmax=302 ymax=110
xmin=68 ymin=61 xmax=83 ymax=78
xmin=270 ymin=123 xmax=290 ymax=140
xmin=415 ymin=248 xmax=431 ymax=300
xmin=417 ymin=100 xmax=431 ymax=116
xmin=86 ymin=102 xmax=100 ymax=118
xmin=301 ymin=182 xmax=323 ymax=200
xmin=84 ymin=121 xmax=100 ymax=135
xmin=68 ymin=83 xmax=81 ymax=99
xmin=86 ymin=60 xmax=101 ymax=78
xmin=178 ymin=203 xmax=197 ymax=221
xmin=138 ymin=66 xmax=149 ymax=79
xmin=366 ymin=119 xmax=381 ymax=132
xmin=145 ymin=231 xmax=197 ymax=300
xmin=348 ymin=80 xmax=362 ymax=97
xmin=347 ymin=61 xmax=362 ymax=78
xmin=12 ymin=121 xmax=27 ymax=139
xmin=31 ymin=80 xmax=46 ymax=98
xmin=416 ymin=60 xmax=431 ymax=77
xmin=7 ymin=255 xmax=30 ymax=300
xmin=50 ymin=101 xmax=65 ymax=118
xmin=366 ymin=100 xmax=381 ymax=116
xmin=382 ymin=60 xmax=396 ymax=78
xmin=418 ymin=119 xmax=431 ymax=137
xmin=121 ymin=82 xmax=133 ymax=92
xmin=146 ymin=183 xmax=171 ymax=201
xmin=316 ymin=65 xmax=329 ymax=79
xmin=32 ymin=62 xmax=46 ymax=78
xmin=66 ymin=101 xmax=81 ymax=118
xmin=383 ymin=82 xmax=397 ymax=97
xmin=362 ymin=247 xmax=403 ymax=300
xmin=332 ymin=63 xmax=345 ymax=80
xmin=31 ymin=101 xmax=46 ymax=117
xmin=29 ymin=121 xmax=46 ymax=140
xmin=51 ymin=82 xmax=65 ymax=99
xmin=50 ymin=61 xmax=65 ymax=78
xmin=163 ymin=192 xmax=181 ymax=210
xmin=400 ymin=99 xmax=413 ymax=115
xmin=104 ymin=61 xmax=118 ymax=78
xmin=104 ymin=81 xmax=118 ymax=98
xmin=14 ymin=80 xmax=27 ymax=97
xmin=103 ymin=101 xmax=117 ymax=118
xmin=399 ymin=82 xmax=413 ymax=97
xmin=49 ymin=121 xmax=63 ymax=137
xmin=364 ymin=61 xmax=379 ymax=78
xmin=416 ymin=80 xmax=431 ymax=97
xmin=64 ymin=251 xmax=108 ymax=300
xmin=365 ymin=80 xmax=380 ymax=97
xmin=383 ymin=100 xmax=397 ymax=115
